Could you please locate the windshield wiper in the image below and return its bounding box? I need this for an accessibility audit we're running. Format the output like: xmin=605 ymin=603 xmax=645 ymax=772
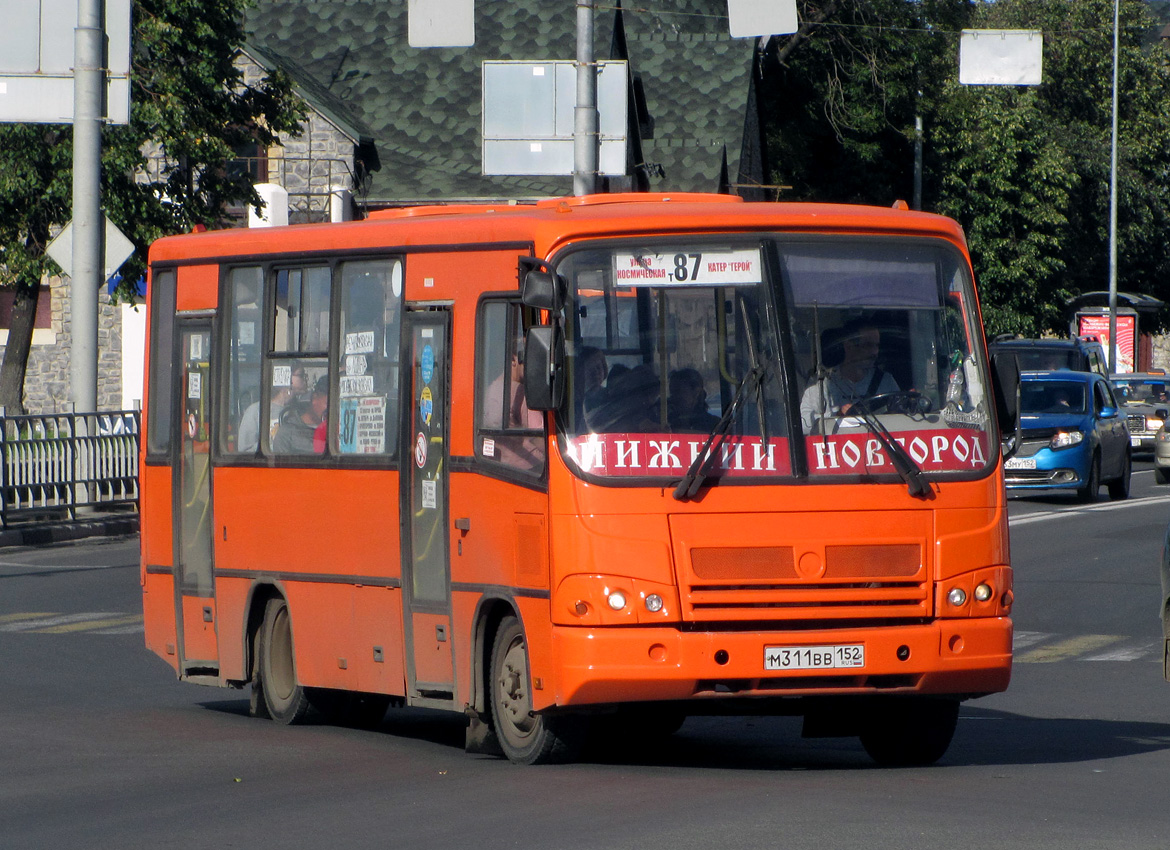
xmin=846 ymin=399 xmax=933 ymax=499
xmin=672 ymin=364 xmax=766 ymax=502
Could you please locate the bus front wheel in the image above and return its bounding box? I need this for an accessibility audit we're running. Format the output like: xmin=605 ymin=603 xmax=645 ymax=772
xmin=858 ymin=697 xmax=959 ymax=767
xmin=255 ymin=597 xmax=311 ymax=725
xmin=489 ymin=616 xmax=585 ymax=764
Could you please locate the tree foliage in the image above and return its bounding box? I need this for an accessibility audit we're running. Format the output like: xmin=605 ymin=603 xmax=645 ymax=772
xmin=764 ymin=0 xmax=1170 ymax=339
xmin=0 ymin=0 xmax=305 ymax=413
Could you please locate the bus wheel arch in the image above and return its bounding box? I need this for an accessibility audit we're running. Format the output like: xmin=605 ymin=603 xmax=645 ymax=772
xmin=253 ymin=591 xmax=311 ymax=725
xmin=488 ymin=614 xmax=586 ymax=764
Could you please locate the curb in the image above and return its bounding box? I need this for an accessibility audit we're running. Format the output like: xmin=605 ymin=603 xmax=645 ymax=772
xmin=0 ymin=515 xmax=139 ymax=549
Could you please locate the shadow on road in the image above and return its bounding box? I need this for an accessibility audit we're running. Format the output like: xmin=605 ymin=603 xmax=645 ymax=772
xmin=197 ymin=699 xmax=1170 ymax=770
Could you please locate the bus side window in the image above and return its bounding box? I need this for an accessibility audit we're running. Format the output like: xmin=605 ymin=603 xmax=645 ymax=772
xmin=269 ymin=266 xmax=332 ymax=455
xmin=335 ymin=259 xmax=402 ymax=456
xmin=222 ymin=266 xmax=264 ymax=454
xmin=475 ymin=300 xmax=545 ymax=473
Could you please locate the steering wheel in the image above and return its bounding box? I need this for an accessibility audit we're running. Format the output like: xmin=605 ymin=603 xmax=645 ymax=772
xmin=857 ymin=391 xmax=932 ymax=416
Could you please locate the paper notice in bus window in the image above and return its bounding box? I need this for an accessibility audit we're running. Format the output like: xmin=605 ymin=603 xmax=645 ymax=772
xmin=346 ymin=354 xmax=368 ymax=376
xmin=345 ymin=331 xmax=376 ymax=354
xmin=339 ymin=396 xmax=386 ymax=453
xmin=482 ymin=437 xmax=496 ymax=457
xmin=611 ymin=249 xmax=762 ymax=287
xmin=272 ymin=364 xmax=292 ymax=387
xmin=188 ymin=373 xmax=201 ymax=399
xmin=422 ymin=479 xmax=437 ymax=510
xmin=189 ymin=335 xmax=203 ymax=359
xmin=341 ymin=375 xmax=375 ymax=397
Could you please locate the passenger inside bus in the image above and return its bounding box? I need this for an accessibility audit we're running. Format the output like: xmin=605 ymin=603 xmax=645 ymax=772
xmin=667 ymin=367 xmax=720 ymax=433
xmin=237 ymin=363 xmax=306 ymax=453
xmin=584 ymin=364 xmax=661 ymax=433
xmin=800 ymin=318 xmax=899 ymax=433
xmin=272 ymin=375 xmax=329 ymax=454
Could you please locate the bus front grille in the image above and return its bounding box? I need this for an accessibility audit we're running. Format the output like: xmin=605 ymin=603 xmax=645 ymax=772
xmin=681 ymin=544 xmax=930 ymax=622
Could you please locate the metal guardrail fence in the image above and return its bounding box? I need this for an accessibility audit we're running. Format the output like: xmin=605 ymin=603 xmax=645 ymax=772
xmin=0 ymin=410 xmax=139 ymax=528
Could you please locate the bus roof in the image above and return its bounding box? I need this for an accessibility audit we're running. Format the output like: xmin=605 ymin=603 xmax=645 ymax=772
xmin=147 ymin=193 xmax=968 ymax=265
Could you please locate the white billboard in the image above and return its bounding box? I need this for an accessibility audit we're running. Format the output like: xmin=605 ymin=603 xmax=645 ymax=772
xmin=959 ymin=29 xmax=1043 ymax=87
xmin=0 ymin=0 xmax=132 ymax=124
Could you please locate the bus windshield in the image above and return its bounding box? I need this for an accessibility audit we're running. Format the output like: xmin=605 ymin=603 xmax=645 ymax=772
xmin=558 ymin=236 xmax=994 ymax=484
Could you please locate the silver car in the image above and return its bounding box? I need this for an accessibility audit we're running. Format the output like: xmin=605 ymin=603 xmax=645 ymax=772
xmin=1110 ymin=373 xmax=1170 ymax=454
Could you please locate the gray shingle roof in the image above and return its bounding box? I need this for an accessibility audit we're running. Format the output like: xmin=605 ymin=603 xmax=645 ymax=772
xmin=245 ymin=0 xmax=759 ymax=205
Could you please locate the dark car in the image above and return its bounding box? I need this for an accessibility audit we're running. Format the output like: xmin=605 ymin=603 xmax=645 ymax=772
xmin=988 ymin=335 xmax=1109 ymax=378
xmin=1003 ymin=370 xmax=1131 ymax=501
xmin=1109 ymin=372 xmax=1170 ymax=453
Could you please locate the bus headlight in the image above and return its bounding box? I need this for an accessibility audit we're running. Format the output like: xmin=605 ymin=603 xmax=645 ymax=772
xmin=947 ymin=587 xmax=968 ymax=607
xmin=974 ymin=582 xmax=993 ymax=602
xmin=554 ymin=575 xmax=680 ymax=625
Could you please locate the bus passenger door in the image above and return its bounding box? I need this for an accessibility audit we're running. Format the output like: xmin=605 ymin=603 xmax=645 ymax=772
xmin=173 ymin=320 xmax=218 ymax=674
xmin=401 ymin=309 xmax=455 ymax=701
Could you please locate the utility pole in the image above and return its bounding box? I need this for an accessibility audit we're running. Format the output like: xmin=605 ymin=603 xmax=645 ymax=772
xmin=1107 ymin=0 xmax=1120 ymax=372
xmin=573 ymin=0 xmax=599 ymax=196
xmin=71 ymin=0 xmax=105 ymax=414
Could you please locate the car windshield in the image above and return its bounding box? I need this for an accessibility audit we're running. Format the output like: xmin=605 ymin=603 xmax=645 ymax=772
xmin=1112 ymin=378 xmax=1169 ymax=405
xmin=1013 ymin=349 xmax=1081 ymax=372
xmin=556 ymin=236 xmax=995 ymax=484
xmin=1020 ymin=380 xmax=1088 ymax=415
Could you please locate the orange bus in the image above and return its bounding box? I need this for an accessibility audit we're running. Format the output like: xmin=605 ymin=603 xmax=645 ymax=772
xmin=141 ymin=193 xmax=1018 ymax=766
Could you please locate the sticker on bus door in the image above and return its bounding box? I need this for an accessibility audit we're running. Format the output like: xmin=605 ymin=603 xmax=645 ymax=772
xmin=414 ymin=432 xmax=428 ymax=468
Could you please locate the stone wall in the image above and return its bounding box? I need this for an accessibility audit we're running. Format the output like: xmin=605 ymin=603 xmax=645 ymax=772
xmin=2 ymin=275 xmax=124 ymax=415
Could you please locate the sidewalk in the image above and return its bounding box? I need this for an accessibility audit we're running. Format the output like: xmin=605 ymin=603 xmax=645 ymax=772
xmin=0 ymin=512 xmax=139 ymax=548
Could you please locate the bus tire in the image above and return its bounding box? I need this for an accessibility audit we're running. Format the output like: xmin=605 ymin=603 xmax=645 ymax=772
xmin=489 ymin=616 xmax=584 ymax=764
xmin=858 ymin=697 xmax=959 ymax=767
xmin=257 ymin=596 xmax=311 ymax=725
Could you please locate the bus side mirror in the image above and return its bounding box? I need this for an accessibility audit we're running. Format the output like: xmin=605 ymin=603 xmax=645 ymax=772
xmin=990 ymin=351 xmax=1021 ymax=460
xmin=524 ymin=325 xmax=565 ymax=411
xmin=521 ymin=269 xmax=566 ymax=314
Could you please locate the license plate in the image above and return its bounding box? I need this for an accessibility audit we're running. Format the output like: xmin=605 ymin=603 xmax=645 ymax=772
xmin=1004 ymin=457 xmax=1036 ymax=470
xmin=764 ymin=644 xmax=865 ymax=671
xmin=1131 ymin=436 xmax=1143 ymax=447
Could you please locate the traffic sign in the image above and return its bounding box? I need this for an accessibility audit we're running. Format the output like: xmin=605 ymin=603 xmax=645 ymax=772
xmin=46 ymin=217 xmax=135 ymax=281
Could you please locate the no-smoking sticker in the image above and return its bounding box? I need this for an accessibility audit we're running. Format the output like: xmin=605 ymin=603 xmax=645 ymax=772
xmin=414 ymin=432 xmax=428 ymax=468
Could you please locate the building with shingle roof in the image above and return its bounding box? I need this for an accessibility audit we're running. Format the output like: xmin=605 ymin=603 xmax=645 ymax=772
xmin=243 ymin=0 xmax=768 ymax=207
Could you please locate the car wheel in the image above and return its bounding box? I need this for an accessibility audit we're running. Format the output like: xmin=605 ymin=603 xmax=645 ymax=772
xmin=1077 ymin=454 xmax=1100 ymax=503
xmin=1156 ymin=467 xmax=1170 ymax=485
xmin=1107 ymin=451 xmax=1131 ymax=501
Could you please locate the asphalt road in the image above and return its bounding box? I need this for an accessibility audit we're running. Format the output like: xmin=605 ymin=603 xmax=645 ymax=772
xmin=2 ymin=465 xmax=1169 ymax=850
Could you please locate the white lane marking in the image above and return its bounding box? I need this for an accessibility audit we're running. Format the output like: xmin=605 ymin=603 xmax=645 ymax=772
xmin=0 ymin=613 xmax=121 ymax=631
xmin=1083 ymin=641 xmax=1163 ymax=662
xmin=1009 ymin=493 xmax=1170 ymax=526
xmin=1012 ymin=630 xmax=1054 ymax=649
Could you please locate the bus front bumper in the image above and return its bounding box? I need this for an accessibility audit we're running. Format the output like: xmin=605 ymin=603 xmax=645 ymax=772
xmin=550 ymin=617 xmax=1012 ymax=707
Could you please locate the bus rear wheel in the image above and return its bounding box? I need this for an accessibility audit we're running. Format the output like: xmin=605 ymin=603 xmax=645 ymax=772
xmin=489 ymin=616 xmax=585 ymax=764
xmin=858 ymin=697 xmax=959 ymax=767
xmin=255 ymin=597 xmax=311 ymax=725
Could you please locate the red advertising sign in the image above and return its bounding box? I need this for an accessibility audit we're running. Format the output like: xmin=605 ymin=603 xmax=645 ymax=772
xmin=1078 ymin=314 xmax=1136 ymax=373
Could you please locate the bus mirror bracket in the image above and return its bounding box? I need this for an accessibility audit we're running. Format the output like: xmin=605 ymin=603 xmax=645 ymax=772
xmin=524 ymin=325 xmax=565 ymax=411
xmin=990 ymin=351 xmax=1021 ymax=460
xmin=519 ymin=260 xmax=566 ymax=314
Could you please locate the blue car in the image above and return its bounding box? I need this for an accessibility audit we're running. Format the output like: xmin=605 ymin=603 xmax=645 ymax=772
xmin=1003 ymin=370 xmax=1131 ymax=501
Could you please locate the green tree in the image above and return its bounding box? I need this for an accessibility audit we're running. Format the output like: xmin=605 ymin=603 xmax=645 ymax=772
xmin=932 ymin=0 xmax=1170 ymax=338
xmin=0 ymin=0 xmax=305 ymax=414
